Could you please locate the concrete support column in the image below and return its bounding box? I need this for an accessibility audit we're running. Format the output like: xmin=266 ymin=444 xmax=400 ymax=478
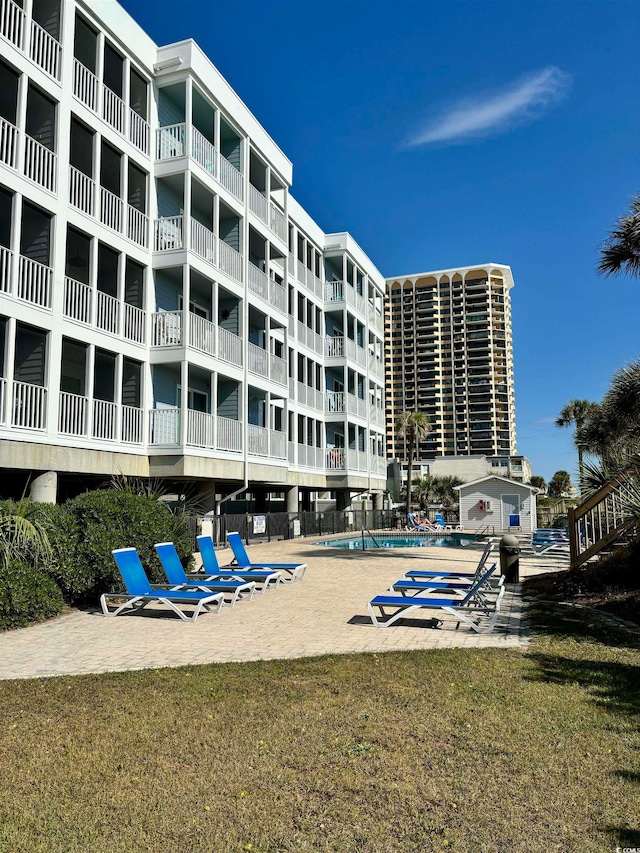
xmin=373 ymin=492 xmax=384 ymax=511
xmin=336 ymin=490 xmax=351 ymax=512
xmin=30 ymin=471 xmax=57 ymax=504
xmin=286 ymin=485 xmax=299 ymax=514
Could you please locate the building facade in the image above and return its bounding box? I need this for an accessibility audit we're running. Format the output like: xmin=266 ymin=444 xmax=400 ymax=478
xmin=385 ymin=264 xmax=516 ymax=470
xmin=0 ymin=0 xmax=387 ymax=508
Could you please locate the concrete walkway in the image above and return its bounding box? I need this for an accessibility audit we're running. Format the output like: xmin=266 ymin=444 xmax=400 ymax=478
xmin=0 ymin=536 xmax=556 ymax=681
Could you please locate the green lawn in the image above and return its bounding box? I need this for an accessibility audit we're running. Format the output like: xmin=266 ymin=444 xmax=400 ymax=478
xmin=0 ymin=606 xmax=638 ymax=853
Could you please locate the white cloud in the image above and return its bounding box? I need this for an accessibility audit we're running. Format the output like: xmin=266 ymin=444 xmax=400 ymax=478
xmin=405 ymin=66 xmax=572 ymax=148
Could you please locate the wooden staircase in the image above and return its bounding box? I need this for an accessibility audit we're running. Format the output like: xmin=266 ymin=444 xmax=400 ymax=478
xmin=568 ymin=476 xmax=638 ymax=570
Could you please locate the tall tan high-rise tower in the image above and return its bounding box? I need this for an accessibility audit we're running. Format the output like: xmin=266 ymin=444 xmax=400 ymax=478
xmin=385 ymin=264 xmax=516 ymax=467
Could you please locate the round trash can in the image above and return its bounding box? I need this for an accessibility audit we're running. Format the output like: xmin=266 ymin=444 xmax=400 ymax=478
xmin=499 ymin=534 xmax=521 ymax=584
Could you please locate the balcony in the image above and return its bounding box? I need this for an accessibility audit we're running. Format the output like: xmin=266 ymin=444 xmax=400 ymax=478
xmin=0 ymin=0 xmax=62 ymax=81
xmin=58 ymin=392 xmax=144 ymax=443
xmin=190 ymin=219 xmax=216 ymax=264
xmin=249 ymin=184 xmax=268 ymax=224
xmin=69 ymin=166 xmax=95 ymax=216
xmin=154 ymin=216 xmax=183 ymax=252
xmin=18 ymin=255 xmax=52 ymax=309
xmin=218 ymin=240 xmax=242 ymax=282
xmin=0 ymin=245 xmax=13 ymax=294
xmin=148 ymin=408 xmax=244 ymax=454
xmin=24 ymin=135 xmax=57 ymax=193
xmin=0 ymin=116 xmax=19 ymax=170
xmin=10 ymin=381 xmax=47 ymax=430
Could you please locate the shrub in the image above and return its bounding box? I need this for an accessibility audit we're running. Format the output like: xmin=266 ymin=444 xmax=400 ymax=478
xmin=44 ymin=490 xmax=194 ymax=605
xmin=0 ymin=560 xmax=63 ymax=630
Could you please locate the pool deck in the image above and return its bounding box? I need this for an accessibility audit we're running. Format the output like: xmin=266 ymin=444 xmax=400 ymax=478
xmin=0 ymin=536 xmax=564 ymax=681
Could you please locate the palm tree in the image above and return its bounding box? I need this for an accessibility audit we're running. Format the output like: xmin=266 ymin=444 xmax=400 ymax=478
xmin=0 ymin=496 xmax=52 ymax=570
xmin=413 ymin=475 xmax=436 ymax=511
xmin=556 ymin=399 xmax=597 ymax=485
xmin=432 ymin=475 xmax=464 ymax=508
xmin=396 ymin=411 xmax=432 ymax=516
xmin=530 ymin=475 xmax=546 ymax=493
xmin=548 ymin=470 xmax=571 ymax=498
xmin=598 ymin=192 xmax=640 ymax=278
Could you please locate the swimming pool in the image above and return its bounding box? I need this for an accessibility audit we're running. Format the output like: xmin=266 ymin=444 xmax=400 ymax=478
xmin=320 ymin=533 xmax=481 ymax=550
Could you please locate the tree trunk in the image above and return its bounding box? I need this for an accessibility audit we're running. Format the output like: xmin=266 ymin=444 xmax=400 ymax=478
xmin=405 ymin=437 xmax=415 ymax=517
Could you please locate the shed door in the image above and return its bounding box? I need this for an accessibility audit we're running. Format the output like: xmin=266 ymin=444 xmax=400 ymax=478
xmin=502 ymin=494 xmax=520 ymax=528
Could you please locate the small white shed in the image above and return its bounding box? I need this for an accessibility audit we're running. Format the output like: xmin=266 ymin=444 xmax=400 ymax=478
xmin=455 ymin=475 xmax=538 ymax=533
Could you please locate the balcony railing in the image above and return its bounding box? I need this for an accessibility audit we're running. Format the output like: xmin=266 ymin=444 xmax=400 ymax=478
xmin=69 ymin=166 xmax=95 ymax=215
xmin=0 ymin=245 xmax=12 ymax=294
xmin=218 ymin=240 xmax=243 ymax=282
xmin=217 ymin=326 xmax=242 ymax=366
xmin=0 ymin=377 xmax=5 ymax=425
xmin=248 ymin=262 xmax=269 ymax=301
xmin=325 ymin=390 xmax=345 ymax=413
xmin=149 ymin=407 xmax=180 ymax=445
xmin=249 ymin=185 xmax=269 ymax=224
xmin=154 ymin=216 xmax=183 ymax=252
xmin=0 ymin=116 xmax=18 ymax=170
xmin=96 ymin=290 xmax=120 ymax=335
xmin=326 ymin=448 xmax=346 ymax=470
xmin=129 ymin=109 xmax=149 ymax=155
xmin=270 ymin=278 xmax=287 ymax=314
xmin=123 ymin=302 xmax=145 ymax=344
xmin=100 ymin=186 xmax=123 ymax=232
xmin=151 ymin=311 xmax=182 ymax=347
xmin=127 ymin=205 xmax=149 ymax=248
xmin=325 ymin=336 xmax=345 ymax=358
xmin=91 ymin=399 xmax=117 ymax=440
xmin=29 ymin=19 xmax=61 ymax=80
xmin=269 ymin=203 xmax=287 ymax=243
xmin=73 ymin=59 xmax=99 ymax=112
xmin=189 ymin=313 xmax=216 ymax=357
xmin=248 ymin=423 xmax=269 ymax=456
xmin=102 ymin=86 xmax=126 ymax=135
xmin=192 ymin=128 xmax=216 ymax=176
xmin=122 ymin=405 xmax=144 ymax=443
xmin=58 ymin=391 xmax=87 ymax=436
xmin=187 ymin=409 xmax=215 ymax=448
xmin=0 ymin=0 xmax=24 ymax=50
xmin=270 ymin=353 xmax=287 ymax=386
xmin=18 ymin=255 xmax=52 ymax=309
xmin=24 ymin=135 xmax=57 ymax=193
xmin=190 ymin=219 xmax=216 ymax=264
xmin=219 ymin=154 xmax=243 ymax=201
xmin=324 ymin=280 xmax=345 ymax=302
xmin=63 ymin=276 xmax=92 ymax=324
xmin=217 ymin=415 xmax=242 ymax=452
xmin=12 ymin=381 xmax=46 ymax=430
xmin=248 ymin=342 xmax=268 ymax=378
xmin=156 ymin=123 xmax=186 ymax=160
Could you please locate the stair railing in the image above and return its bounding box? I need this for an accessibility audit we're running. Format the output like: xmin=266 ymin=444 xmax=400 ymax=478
xmin=568 ymin=474 xmax=638 ymax=569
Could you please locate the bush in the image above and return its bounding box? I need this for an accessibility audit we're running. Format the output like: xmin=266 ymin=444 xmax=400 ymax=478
xmin=44 ymin=490 xmax=194 ymax=605
xmin=0 ymin=560 xmax=63 ymax=630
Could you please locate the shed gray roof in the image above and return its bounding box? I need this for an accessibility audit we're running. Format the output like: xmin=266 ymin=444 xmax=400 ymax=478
xmin=454 ymin=475 xmax=540 ymax=493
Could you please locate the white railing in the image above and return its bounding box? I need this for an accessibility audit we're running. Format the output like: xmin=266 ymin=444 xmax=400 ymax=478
xmin=270 ymin=429 xmax=287 ymax=459
xmin=187 ymin=409 xmax=214 ymax=448
xmin=100 ymin=186 xmax=123 ymax=232
xmin=92 ymin=399 xmax=117 ymax=440
xmin=219 ymin=154 xmax=243 ymax=201
xmin=1 ymin=0 xmax=24 ymax=49
xmin=189 ymin=313 xmax=216 ymax=356
xmin=190 ymin=218 xmax=216 ymax=263
xmin=129 ymin=109 xmax=149 ymax=155
xmin=24 ymin=135 xmax=57 ymax=193
xmin=0 ymin=116 xmax=18 ymax=170
xmin=270 ymin=353 xmax=287 ymax=386
xmin=288 ymin=253 xmax=295 ymax=275
xmin=248 ymin=423 xmax=269 ymax=456
xmin=249 ymin=184 xmax=268 ymax=224
xmin=288 ymin=441 xmax=295 ymax=465
xmin=192 ymin=127 xmax=216 ymax=175
xmin=121 ymin=405 xmax=144 ymax=443
xmin=96 ymin=290 xmax=120 ymax=335
xmin=102 ymin=85 xmax=126 ymax=135
xmin=29 ymin=19 xmax=61 ymax=80
xmin=217 ymin=416 xmax=242 ymax=452
xmin=0 ymin=245 xmax=12 ymax=294
xmin=371 ymin=456 xmax=387 ymax=476
xmin=155 ymin=123 xmax=186 ymax=160
xmin=69 ymin=166 xmax=95 ymax=215
xmin=127 ymin=205 xmax=149 ymax=248
xmin=73 ymin=59 xmax=98 ymax=112
xmin=151 ymin=311 xmax=182 ymax=347
xmin=325 ymin=336 xmax=345 ymax=358
xmin=324 ymin=280 xmax=345 ymax=302
xmin=325 ymin=390 xmax=345 ymax=413
xmin=18 ymin=255 xmax=52 ymax=309
xmin=218 ymin=240 xmax=243 ymax=282
xmin=248 ymin=342 xmax=268 ymax=378
xmin=269 ymin=203 xmax=287 ymax=243
xmin=297 ymin=259 xmax=305 ymax=285
xmin=0 ymin=377 xmax=5 ymax=425
xmin=149 ymin=408 xmax=180 ymax=445
xmin=269 ymin=278 xmax=287 ymax=314
xmin=248 ymin=262 xmax=269 ymax=301
xmin=154 ymin=216 xmax=183 ymax=251
xmin=123 ymin=303 xmax=145 ymax=344
xmin=217 ymin=326 xmax=242 ymax=366
xmin=63 ymin=276 xmax=91 ymax=324
xmin=58 ymin=391 xmax=87 ymax=436
xmin=326 ymin=448 xmax=346 ymax=470
xmin=12 ymin=381 xmax=46 ymax=430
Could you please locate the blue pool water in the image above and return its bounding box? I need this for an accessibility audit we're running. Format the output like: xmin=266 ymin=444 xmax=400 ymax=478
xmin=320 ymin=533 xmax=481 ymax=550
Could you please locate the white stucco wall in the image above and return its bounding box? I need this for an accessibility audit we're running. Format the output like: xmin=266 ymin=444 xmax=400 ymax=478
xmin=458 ymin=479 xmax=537 ymax=532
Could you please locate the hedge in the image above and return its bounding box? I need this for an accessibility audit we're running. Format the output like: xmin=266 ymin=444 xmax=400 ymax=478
xmin=0 ymin=560 xmax=64 ymax=630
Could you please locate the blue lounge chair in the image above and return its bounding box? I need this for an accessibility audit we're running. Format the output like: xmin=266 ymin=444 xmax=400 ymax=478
xmin=103 ymin=548 xmax=225 ymax=621
xmin=406 ymin=512 xmax=436 ymax=531
xmin=434 ymin=513 xmax=461 ymax=530
xmin=532 ymin=528 xmax=570 ymax=554
xmin=154 ymin=542 xmax=256 ymax=606
xmin=368 ymin=565 xmax=505 ymax=632
xmin=196 ymin=535 xmax=282 ymax=592
xmin=226 ymin=531 xmax=307 ymax=582
xmin=403 ymin=541 xmax=494 ymax=583
xmin=392 ymin=563 xmax=502 ymax=607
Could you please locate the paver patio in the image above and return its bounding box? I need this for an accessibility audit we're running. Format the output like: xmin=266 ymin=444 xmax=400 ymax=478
xmin=0 ymin=536 xmax=562 ymax=680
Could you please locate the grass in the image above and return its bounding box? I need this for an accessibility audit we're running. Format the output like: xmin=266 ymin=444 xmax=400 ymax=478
xmin=0 ymin=605 xmax=638 ymax=852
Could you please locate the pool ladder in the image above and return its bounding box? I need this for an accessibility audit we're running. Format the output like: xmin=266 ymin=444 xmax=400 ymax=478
xmin=361 ymin=527 xmax=382 ymax=549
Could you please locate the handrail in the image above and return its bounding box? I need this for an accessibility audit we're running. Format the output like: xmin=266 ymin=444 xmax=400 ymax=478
xmin=361 ymin=526 xmax=381 ymax=549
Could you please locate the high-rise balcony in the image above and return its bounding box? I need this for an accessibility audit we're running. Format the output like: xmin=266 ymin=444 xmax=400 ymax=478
xmin=58 ymin=392 xmax=144 ymax=444
xmin=1 ymin=0 xmax=62 ymax=81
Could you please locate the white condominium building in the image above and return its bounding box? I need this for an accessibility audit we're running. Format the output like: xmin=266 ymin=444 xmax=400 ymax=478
xmin=0 ymin=0 xmax=387 ymax=508
xmin=385 ymin=264 xmax=516 ymax=466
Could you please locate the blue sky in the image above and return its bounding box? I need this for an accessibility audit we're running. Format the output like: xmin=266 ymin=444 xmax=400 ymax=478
xmin=122 ymin=0 xmax=640 ymax=483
